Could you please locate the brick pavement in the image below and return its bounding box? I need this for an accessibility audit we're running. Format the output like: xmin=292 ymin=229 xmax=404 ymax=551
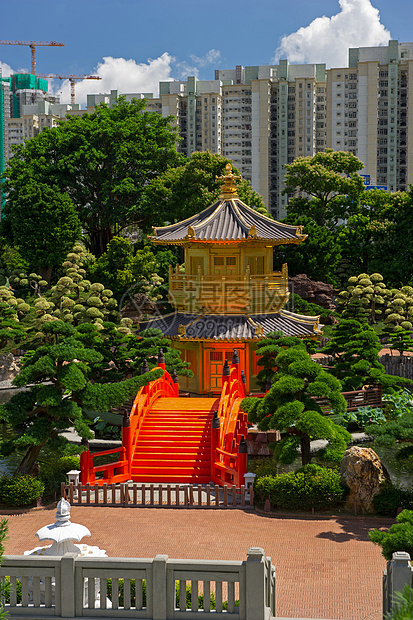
xmin=1 ymin=505 xmax=393 ymax=620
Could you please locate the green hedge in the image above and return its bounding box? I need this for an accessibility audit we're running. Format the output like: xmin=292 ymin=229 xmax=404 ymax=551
xmin=373 ymin=482 xmax=413 ymax=517
xmin=254 ymin=465 xmax=345 ymax=511
xmin=39 ymin=455 xmax=80 ymax=498
xmin=0 ymin=475 xmax=44 ymax=507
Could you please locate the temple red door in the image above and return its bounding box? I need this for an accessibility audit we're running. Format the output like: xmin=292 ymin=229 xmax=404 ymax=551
xmin=203 ymin=345 xmax=245 ymax=394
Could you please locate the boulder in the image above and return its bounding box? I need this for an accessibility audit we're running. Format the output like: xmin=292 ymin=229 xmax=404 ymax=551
xmin=0 ymin=353 xmax=20 ymax=382
xmin=121 ymin=293 xmax=156 ymax=321
xmin=340 ymin=446 xmax=389 ymax=514
xmin=288 ymin=274 xmax=334 ymax=310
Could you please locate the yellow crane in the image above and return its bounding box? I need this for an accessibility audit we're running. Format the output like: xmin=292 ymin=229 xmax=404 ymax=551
xmin=0 ymin=40 xmax=64 ymax=74
xmin=37 ymin=74 xmax=102 ymax=104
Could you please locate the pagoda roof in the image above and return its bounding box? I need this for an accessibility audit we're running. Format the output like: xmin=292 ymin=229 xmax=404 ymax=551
xmin=138 ymin=310 xmax=321 ymax=342
xmin=150 ymin=199 xmax=306 ymax=246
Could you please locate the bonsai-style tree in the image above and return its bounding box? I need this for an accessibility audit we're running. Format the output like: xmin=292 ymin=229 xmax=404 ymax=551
xmin=323 ymin=318 xmax=412 ymax=391
xmin=0 ymin=321 xmax=163 ymax=475
xmin=337 ymin=273 xmax=391 ymax=324
xmin=388 ymin=329 xmax=413 ymax=356
xmin=0 ymin=287 xmax=31 ymax=352
xmin=242 ymin=337 xmax=350 ymax=465
xmin=369 ymin=509 xmax=413 ymax=560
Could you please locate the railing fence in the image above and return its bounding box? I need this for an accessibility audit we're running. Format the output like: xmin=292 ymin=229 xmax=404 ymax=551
xmin=383 ymin=551 xmax=413 ymax=618
xmin=61 ymin=482 xmax=254 ymax=509
xmin=0 ymin=547 xmax=275 ymax=619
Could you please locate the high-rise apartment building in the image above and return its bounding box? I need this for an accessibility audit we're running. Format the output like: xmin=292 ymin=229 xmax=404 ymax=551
xmin=89 ymin=62 xmax=326 ymax=218
xmin=327 ymin=40 xmax=413 ymax=192
xmin=1 ymin=74 xmax=80 ymax=164
xmin=53 ymin=40 xmax=413 ymax=217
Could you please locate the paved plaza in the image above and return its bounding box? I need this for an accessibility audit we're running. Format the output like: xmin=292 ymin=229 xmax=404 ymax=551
xmin=1 ymin=505 xmax=393 ymax=620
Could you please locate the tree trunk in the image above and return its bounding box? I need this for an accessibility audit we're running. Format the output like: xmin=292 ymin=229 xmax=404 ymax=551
xmin=15 ymin=444 xmax=44 ymax=476
xmin=89 ymin=226 xmax=114 ymax=257
xmin=38 ymin=266 xmax=52 ymax=283
xmin=300 ymin=435 xmax=312 ymax=466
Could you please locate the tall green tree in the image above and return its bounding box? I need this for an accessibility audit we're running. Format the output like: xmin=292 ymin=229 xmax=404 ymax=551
xmin=283 ymin=149 xmax=365 ymax=228
xmin=0 ymin=321 xmax=163 ymax=475
xmin=242 ymin=337 xmax=349 ymax=465
xmin=275 ymin=214 xmax=342 ymax=284
xmin=3 ymin=97 xmax=183 ymax=257
xmin=145 ymin=151 xmax=269 ymax=224
xmin=2 ymin=180 xmax=81 ymax=281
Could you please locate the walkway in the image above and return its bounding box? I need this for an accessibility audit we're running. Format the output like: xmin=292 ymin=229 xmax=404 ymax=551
xmin=2 ymin=505 xmax=392 ymax=620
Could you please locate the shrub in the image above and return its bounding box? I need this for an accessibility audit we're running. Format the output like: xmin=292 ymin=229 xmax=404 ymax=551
xmin=254 ymin=467 xmax=345 ymax=512
xmin=373 ymin=482 xmax=413 ymax=517
xmin=39 ymin=455 xmax=81 ymax=498
xmin=247 ymin=458 xmax=280 ymax=479
xmin=0 ymin=475 xmax=44 ymax=507
xmin=369 ymin=509 xmax=413 ymax=560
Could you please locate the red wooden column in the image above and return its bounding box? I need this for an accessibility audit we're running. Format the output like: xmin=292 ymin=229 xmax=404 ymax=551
xmin=172 ymin=369 xmax=179 ymax=397
xmin=80 ymin=441 xmax=94 ymax=484
xmin=222 ymin=359 xmax=230 ymax=388
xmin=231 ymin=349 xmax=240 ymax=384
xmin=211 ymin=409 xmax=220 ymax=481
xmin=241 ymin=370 xmax=247 ymax=398
xmin=237 ymin=435 xmax=248 ymax=487
xmin=141 ymin=359 xmax=150 ymax=394
xmin=122 ymin=411 xmax=132 ymax=478
xmin=157 ymin=348 xmax=166 ymax=370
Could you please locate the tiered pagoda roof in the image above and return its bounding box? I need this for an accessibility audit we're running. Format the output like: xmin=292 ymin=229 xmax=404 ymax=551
xmin=150 ymin=200 xmax=306 ymax=245
xmin=139 ymin=310 xmax=321 ymax=342
xmin=150 ymin=163 xmax=306 ymax=246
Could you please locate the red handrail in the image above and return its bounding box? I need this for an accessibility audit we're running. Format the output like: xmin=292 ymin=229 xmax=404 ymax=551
xmin=211 ymin=364 xmax=248 ymax=486
xmin=81 ymin=368 xmax=178 ymax=485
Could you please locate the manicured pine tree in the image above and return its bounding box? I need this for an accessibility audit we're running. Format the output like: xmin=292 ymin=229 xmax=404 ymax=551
xmin=323 ymin=318 xmax=412 ymax=391
xmin=0 ymin=321 xmax=163 ymax=476
xmin=242 ymin=337 xmax=350 ymax=465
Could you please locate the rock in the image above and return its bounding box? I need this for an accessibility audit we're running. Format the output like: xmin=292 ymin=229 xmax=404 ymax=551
xmin=289 ymin=274 xmax=335 ymax=310
xmin=0 ymin=353 xmax=20 ymax=382
xmin=121 ymin=293 xmax=156 ymax=321
xmin=340 ymin=446 xmax=389 ymax=514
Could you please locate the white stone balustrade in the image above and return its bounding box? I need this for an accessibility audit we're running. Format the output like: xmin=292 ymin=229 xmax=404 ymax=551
xmin=0 ymin=547 xmax=276 ymax=619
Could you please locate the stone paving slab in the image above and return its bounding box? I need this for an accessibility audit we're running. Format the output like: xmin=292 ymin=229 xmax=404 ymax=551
xmin=0 ymin=505 xmax=392 ymax=620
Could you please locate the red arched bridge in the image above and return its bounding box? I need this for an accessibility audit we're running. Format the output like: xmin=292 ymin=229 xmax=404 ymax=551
xmin=80 ymin=352 xmax=249 ymax=487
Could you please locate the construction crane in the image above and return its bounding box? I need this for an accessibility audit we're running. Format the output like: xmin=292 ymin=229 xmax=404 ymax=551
xmin=37 ymin=74 xmax=102 ymax=104
xmin=0 ymin=40 xmax=64 ymax=75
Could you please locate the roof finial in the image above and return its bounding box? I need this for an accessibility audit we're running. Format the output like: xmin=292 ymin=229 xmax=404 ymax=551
xmin=216 ymin=163 xmax=241 ymax=199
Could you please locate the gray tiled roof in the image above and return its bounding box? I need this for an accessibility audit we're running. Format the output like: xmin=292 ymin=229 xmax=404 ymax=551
xmin=138 ymin=310 xmax=320 ymax=340
xmin=150 ymin=199 xmax=304 ymax=244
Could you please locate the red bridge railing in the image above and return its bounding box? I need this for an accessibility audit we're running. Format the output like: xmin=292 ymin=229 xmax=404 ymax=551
xmin=210 ymin=351 xmax=249 ymax=487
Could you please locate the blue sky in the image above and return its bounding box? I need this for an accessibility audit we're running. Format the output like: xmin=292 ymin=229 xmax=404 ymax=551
xmin=1 ymin=0 xmax=412 ymax=106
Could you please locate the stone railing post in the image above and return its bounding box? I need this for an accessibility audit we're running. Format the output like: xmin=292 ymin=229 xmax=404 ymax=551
xmin=384 ymin=551 xmax=413 ymax=616
xmin=60 ymin=552 xmax=76 ymax=617
xmin=152 ymin=554 xmax=168 ymax=620
xmin=245 ymin=547 xmax=268 ymax=620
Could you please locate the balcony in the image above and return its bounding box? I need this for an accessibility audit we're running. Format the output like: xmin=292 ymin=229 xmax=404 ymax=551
xmin=169 ymin=265 xmax=289 ymax=314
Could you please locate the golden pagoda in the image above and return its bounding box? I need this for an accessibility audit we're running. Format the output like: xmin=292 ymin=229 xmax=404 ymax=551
xmin=142 ymin=164 xmax=321 ymax=395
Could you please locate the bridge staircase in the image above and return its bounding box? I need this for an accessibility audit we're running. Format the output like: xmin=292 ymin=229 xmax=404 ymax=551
xmin=80 ymin=351 xmax=249 ymax=487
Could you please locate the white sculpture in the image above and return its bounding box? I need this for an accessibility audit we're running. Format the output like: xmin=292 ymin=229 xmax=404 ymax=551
xmin=24 ymin=497 xmax=108 ymax=607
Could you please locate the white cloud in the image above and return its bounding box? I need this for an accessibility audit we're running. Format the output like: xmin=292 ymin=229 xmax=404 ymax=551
xmin=54 ymin=53 xmax=175 ymax=107
xmin=175 ymin=49 xmax=222 ymax=79
xmin=189 ymin=49 xmax=221 ymax=68
xmin=274 ymin=0 xmax=391 ymax=67
xmin=0 ymin=61 xmax=15 ymax=77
